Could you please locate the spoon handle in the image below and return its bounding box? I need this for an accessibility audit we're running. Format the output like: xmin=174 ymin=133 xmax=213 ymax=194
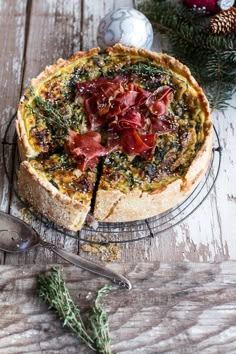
xmin=42 ymin=242 xmax=132 ymax=290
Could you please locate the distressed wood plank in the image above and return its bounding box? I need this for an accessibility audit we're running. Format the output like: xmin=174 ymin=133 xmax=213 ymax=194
xmin=1 ymin=262 xmax=236 ymax=353
xmin=6 ymin=0 xmax=84 ymax=264
xmin=0 ymin=0 xmax=28 ymax=265
xmin=20 ymin=0 xmax=82 ymax=86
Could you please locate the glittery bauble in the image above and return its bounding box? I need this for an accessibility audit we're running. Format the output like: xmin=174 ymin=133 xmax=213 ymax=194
xmin=97 ymin=8 xmax=153 ymax=50
xmin=183 ymin=0 xmax=234 ymax=13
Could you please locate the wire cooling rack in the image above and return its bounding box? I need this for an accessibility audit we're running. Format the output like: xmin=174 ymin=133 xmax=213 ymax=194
xmin=2 ymin=113 xmax=222 ymax=245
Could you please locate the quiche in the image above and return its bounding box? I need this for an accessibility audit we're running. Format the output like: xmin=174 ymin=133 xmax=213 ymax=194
xmin=16 ymin=44 xmax=212 ymax=230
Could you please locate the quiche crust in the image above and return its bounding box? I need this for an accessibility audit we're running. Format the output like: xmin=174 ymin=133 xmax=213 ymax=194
xmin=18 ymin=161 xmax=89 ymax=231
xmin=16 ymin=44 xmax=213 ymax=230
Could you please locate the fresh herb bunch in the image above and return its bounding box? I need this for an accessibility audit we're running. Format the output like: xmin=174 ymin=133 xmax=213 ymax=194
xmin=38 ymin=268 xmax=113 ymax=354
xmin=138 ymin=0 xmax=236 ymax=111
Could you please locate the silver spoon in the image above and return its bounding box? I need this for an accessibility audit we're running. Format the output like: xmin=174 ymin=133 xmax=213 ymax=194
xmin=0 ymin=211 xmax=131 ymax=290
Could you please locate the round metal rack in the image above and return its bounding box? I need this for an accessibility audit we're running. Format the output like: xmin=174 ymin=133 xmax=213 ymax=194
xmin=2 ymin=112 xmax=222 ymax=245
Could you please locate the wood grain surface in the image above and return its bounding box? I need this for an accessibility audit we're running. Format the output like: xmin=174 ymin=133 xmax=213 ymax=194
xmin=1 ymin=262 xmax=236 ymax=353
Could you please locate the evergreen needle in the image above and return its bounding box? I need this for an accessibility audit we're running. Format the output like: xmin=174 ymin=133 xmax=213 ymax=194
xmin=139 ymin=0 xmax=236 ymax=111
xmin=38 ymin=267 xmax=113 ymax=354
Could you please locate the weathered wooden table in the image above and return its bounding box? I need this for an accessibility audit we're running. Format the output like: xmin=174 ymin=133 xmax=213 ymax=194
xmin=0 ymin=1 xmax=236 ymax=353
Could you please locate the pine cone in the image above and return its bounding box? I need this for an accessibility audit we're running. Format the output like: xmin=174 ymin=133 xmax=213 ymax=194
xmin=208 ymin=7 xmax=236 ymax=35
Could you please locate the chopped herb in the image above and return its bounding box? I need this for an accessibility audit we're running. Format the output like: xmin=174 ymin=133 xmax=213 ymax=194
xmin=194 ymin=141 xmax=202 ymax=152
xmin=91 ymin=55 xmax=104 ymax=68
xmin=154 ymin=146 xmax=167 ymax=162
xmin=131 ymin=155 xmax=145 ymax=169
xmin=108 ymin=61 xmax=167 ymax=77
xmin=104 ymin=152 xmax=128 ymax=168
xmin=49 ymin=179 xmax=59 ymax=189
xmin=65 ymin=67 xmax=89 ymax=101
xmin=195 ymin=121 xmax=201 ymax=134
xmin=105 ymin=61 xmax=170 ymax=91
xmin=145 ymin=163 xmax=157 ymax=178
xmin=43 ymin=154 xmax=74 ymax=172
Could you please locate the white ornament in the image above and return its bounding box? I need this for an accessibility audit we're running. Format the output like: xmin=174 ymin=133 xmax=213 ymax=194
xmin=97 ymin=8 xmax=153 ymax=50
xmin=217 ymin=0 xmax=234 ymax=10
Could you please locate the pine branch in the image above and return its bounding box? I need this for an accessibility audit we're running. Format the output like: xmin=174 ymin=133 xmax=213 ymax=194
xmin=138 ymin=0 xmax=236 ymax=110
xmin=140 ymin=1 xmax=236 ymax=51
xmin=204 ymin=82 xmax=236 ymax=111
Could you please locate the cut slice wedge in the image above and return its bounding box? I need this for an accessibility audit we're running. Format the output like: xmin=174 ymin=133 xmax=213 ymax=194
xmin=18 ymin=154 xmax=97 ymax=231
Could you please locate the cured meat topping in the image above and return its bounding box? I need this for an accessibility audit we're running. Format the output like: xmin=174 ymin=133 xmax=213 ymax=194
xmin=73 ymin=76 xmax=175 ymax=164
xmin=66 ymin=130 xmax=107 ymax=171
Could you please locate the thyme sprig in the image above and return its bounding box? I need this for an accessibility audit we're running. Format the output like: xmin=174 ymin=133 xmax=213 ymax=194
xmin=38 ymin=268 xmax=113 ymax=354
xmin=27 ymin=95 xmax=69 ymax=130
xmin=88 ymin=285 xmax=113 ymax=353
xmin=27 ymin=93 xmax=87 ymax=140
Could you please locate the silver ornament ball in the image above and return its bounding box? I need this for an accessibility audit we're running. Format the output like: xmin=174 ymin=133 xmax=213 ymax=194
xmin=217 ymin=0 xmax=235 ymax=10
xmin=97 ymin=8 xmax=153 ymax=50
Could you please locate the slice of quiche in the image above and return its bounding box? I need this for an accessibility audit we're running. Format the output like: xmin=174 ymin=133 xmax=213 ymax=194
xmin=16 ymin=44 xmax=212 ymax=230
xmin=18 ymin=152 xmax=98 ymax=230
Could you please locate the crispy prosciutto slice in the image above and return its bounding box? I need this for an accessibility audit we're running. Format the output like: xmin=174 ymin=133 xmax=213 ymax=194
xmin=150 ymin=115 xmax=177 ymax=135
xmin=119 ymin=128 xmax=157 ymax=156
xmin=105 ymin=90 xmax=139 ymax=118
xmin=146 ymin=86 xmax=173 ymax=116
xmin=106 ymin=130 xmax=120 ymax=152
xmin=75 ymin=76 xmax=175 ymax=159
xmin=84 ymin=97 xmax=105 ymax=129
xmin=76 ymin=77 xmax=151 ymax=119
xmin=127 ymin=83 xmax=152 ymax=106
xmin=76 ymin=76 xmax=127 ymax=97
xmin=77 ymin=76 xmax=129 ymax=127
xmin=84 ymin=97 xmax=97 ymax=114
xmin=76 ymin=77 xmax=110 ymax=95
xmin=66 ymin=130 xmax=107 ymax=171
xmin=110 ymin=109 xmax=144 ymax=130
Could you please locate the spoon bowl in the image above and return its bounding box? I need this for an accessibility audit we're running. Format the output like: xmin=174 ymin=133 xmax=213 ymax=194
xmin=0 ymin=211 xmax=132 ymax=289
xmin=0 ymin=229 xmax=39 ymax=253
